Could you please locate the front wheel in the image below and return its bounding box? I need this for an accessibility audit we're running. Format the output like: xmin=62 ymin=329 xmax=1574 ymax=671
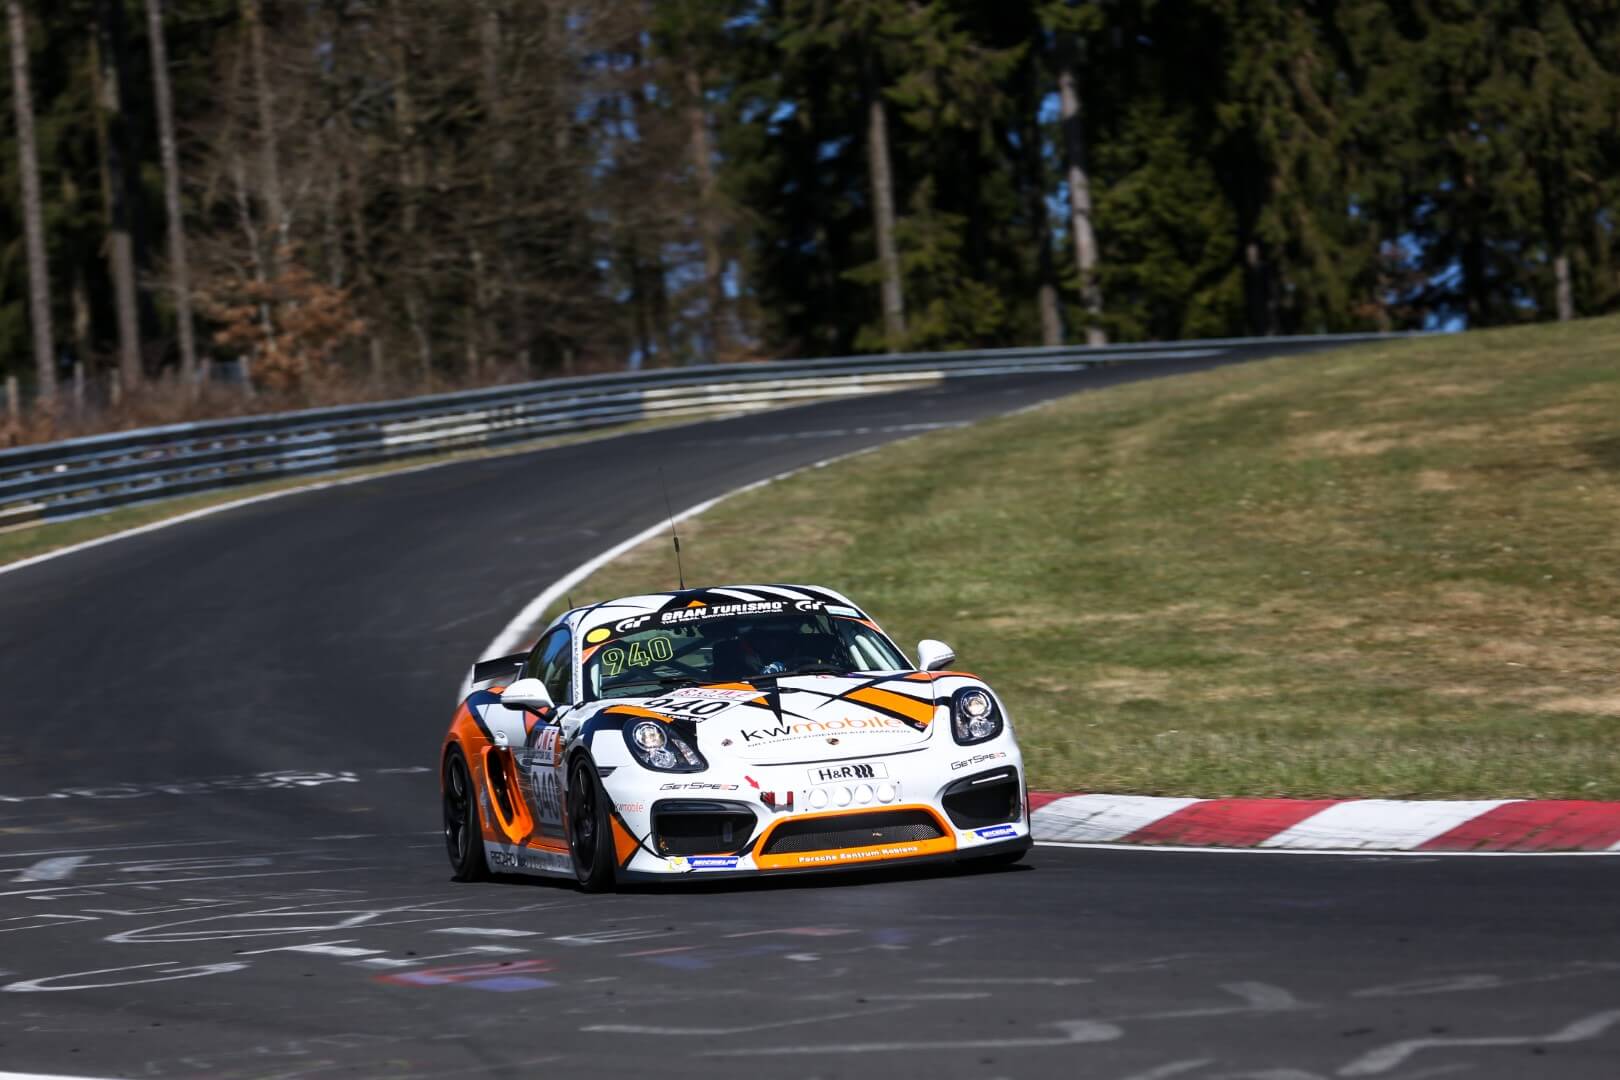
xmin=568 ymin=756 xmax=617 ymax=893
xmin=443 ymin=747 xmax=488 ymax=881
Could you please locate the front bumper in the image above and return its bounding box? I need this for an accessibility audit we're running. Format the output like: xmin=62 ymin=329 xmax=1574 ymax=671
xmin=599 ymin=743 xmax=1030 ymax=879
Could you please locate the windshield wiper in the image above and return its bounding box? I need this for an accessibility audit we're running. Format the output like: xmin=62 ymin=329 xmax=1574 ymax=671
xmin=603 ymin=673 xmax=699 ymax=693
xmin=744 ymin=664 xmax=849 ymax=682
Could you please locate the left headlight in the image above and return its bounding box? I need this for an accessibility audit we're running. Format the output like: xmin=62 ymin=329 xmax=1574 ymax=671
xmin=950 ymin=688 xmax=1004 ymax=745
xmin=624 ymin=720 xmax=708 ymax=772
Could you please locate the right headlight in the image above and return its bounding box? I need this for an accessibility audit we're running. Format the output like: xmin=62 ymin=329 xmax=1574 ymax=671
xmin=950 ymin=688 xmax=1004 ymax=745
xmin=624 ymin=720 xmax=707 ymax=772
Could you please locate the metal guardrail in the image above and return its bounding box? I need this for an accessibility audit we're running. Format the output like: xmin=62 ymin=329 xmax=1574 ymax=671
xmin=0 ymin=333 xmax=1415 ymax=527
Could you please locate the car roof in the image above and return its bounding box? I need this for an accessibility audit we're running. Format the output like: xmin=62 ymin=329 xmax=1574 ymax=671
xmin=561 ymin=583 xmax=867 ymax=637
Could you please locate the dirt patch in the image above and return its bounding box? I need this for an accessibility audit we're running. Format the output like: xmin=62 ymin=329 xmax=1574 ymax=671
xmin=1537 ymin=694 xmax=1620 ymax=717
xmin=1417 ymin=469 xmax=1461 ymax=492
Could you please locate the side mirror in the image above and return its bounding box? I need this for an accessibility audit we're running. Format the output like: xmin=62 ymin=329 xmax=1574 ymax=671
xmin=500 ymin=677 xmax=554 ymax=711
xmin=916 ymin=639 xmax=956 ymax=672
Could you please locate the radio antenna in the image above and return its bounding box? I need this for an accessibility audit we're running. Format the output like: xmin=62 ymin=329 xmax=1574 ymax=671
xmin=659 ymin=469 xmax=686 ymax=590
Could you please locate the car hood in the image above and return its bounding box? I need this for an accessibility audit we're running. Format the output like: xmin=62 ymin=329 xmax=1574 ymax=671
xmin=626 ymin=674 xmax=942 ymax=764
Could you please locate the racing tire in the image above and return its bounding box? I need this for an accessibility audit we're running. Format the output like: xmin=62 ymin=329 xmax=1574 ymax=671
xmin=442 ymin=747 xmax=489 ymax=882
xmin=568 ymin=756 xmax=617 ymax=893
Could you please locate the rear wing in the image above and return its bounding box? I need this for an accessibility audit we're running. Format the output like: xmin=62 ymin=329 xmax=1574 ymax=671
xmin=458 ymin=652 xmax=527 ymax=703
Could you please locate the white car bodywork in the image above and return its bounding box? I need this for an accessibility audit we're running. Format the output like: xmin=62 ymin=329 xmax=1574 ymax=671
xmin=446 ymin=584 xmax=1030 ymax=883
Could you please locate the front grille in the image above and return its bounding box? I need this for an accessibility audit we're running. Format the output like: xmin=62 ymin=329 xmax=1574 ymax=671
xmin=941 ymin=768 xmax=1022 ymax=829
xmin=759 ymin=810 xmax=944 ymax=855
xmin=652 ymin=800 xmax=757 ymax=856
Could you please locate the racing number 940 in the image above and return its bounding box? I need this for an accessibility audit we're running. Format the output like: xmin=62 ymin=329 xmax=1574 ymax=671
xmin=601 ymin=636 xmax=675 ymax=675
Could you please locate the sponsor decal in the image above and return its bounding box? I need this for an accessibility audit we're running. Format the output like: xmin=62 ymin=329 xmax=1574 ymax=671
xmin=658 ymin=781 xmax=740 ymax=791
xmin=660 ymin=601 xmax=785 ymax=624
xmin=741 ymin=716 xmax=911 ymax=743
xmin=950 ymin=750 xmax=1009 ymax=771
xmin=585 ymin=627 xmax=612 ymax=644
xmin=684 ymin=856 xmax=739 ymax=870
xmin=487 ymin=847 xmax=571 ymax=874
xmin=669 ymin=687 xmax=757 ymax=701
xmin=974 ymin=824 xmax=1018 ymax=841
xmin=792 ymin=599 xmax=825 ymax=612
xmin=808 ymin=762 xmax=888 ymax=784
xmin=642 ymin=695 xmax=738 ymax=719
xmin=615 ymin=802 xmax=646 ymax=814
xmin=614 ymin=615 xmax=653 ymax=633
xmin=795 ymin=845 xmax=919 ymax=864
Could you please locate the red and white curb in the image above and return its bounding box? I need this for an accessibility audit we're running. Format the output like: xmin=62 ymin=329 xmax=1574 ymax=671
xmin=1030 ymin=792 xmax=1620 ymax=853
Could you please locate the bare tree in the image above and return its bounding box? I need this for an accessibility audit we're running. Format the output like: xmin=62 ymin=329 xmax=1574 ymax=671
xmin=145 ymin=0 xmax=200 ymax=386
xmin=93 ymin=0 xmax=146 ymax=388
xmin=1057 ymin=32 xmax=1105 ymax=345
xmin=865 ymin=59 xmax=906 ymax=351
xmin=5 ymin=0 xmax=56 ymax=404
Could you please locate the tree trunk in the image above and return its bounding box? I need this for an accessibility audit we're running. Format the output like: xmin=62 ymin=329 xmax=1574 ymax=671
xmin=686 ymin=66 xmax=725 ymax=362
xmin=1057 ymin=35 xmax=1104 ymax=346
xmin=1021 ymin=64 xmax=1061 ymax=347
xmin=388 ymin=0 xmax=430 ymax=375
xmin=6 ymin=0 xmax=56 ymax=404
xmin=1554 ymin=251 xmax=1573 ymax=322
xmin=91 ymin=6 xmax=144 ymax=389
xmin=865 ymin=66 xmax=906 ymax=352
xmin=242 ymin=0 xmax=285 ymax=258
xmin=145 ymin=0 xmax=200 ymax=387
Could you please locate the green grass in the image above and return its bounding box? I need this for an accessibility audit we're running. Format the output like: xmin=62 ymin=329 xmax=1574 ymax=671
xmin=551 ymin=316 xmax=1620 ymax=799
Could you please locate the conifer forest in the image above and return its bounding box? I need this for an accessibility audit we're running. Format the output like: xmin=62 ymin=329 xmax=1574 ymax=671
xmin=2 ymin=2 xmax=1616 ymax=437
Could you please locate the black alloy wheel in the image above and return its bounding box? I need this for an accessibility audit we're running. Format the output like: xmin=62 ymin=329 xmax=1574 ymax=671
xmin=443 ymin=747 xmax=489 ymax=881
xmin=568 ymin=756 xmax=616 ymax=892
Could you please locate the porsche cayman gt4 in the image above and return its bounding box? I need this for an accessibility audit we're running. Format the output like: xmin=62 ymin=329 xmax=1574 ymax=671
xmin=441 ymin=584 xmax=1030 ymax=890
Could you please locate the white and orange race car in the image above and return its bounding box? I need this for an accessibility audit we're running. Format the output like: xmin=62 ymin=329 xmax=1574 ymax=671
xmin=441 ymin=584 xmax=1030 ymax=890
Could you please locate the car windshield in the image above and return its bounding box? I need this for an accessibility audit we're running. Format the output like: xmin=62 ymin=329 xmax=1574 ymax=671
xmin=582 ymin=606 xmax=909 ymax=700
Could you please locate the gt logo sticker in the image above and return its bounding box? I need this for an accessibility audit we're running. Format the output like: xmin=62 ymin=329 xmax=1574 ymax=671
xmin=614 ymin=615 xmax=652 ymax=632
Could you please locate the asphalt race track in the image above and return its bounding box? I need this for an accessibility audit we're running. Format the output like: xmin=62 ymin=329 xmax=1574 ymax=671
xmin=2 ymin=352 xmax=1618 ymax=1079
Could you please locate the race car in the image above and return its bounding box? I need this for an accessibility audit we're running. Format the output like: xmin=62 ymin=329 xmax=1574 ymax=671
xmin=441 ymin=584 xmax=1030 ymax=889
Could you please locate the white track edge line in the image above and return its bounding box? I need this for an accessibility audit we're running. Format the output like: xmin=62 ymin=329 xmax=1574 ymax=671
xmin=1034 ymin=840 xmax=1620 ymax=858
xmin=0 ymin=409 xmax=772 ymax=579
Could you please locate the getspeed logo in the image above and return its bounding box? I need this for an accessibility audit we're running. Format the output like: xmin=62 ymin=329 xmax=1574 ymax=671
xmin=740 ymin=717 xmax=911 ymax=743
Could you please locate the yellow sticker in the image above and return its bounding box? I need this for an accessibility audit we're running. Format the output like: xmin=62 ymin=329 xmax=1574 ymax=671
xmin=585 ymin=627 xmax=611 ymax=644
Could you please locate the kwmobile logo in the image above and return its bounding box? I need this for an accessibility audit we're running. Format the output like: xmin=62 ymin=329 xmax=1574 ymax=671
xmin=741 ymin=717 xmax=909 ymax=742
xmin=809 ymin=762 xmax=888 ymax=784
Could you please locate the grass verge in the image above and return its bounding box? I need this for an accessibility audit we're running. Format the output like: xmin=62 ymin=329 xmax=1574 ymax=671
xmin=550 ymin=317 xmax=1620 ymax=799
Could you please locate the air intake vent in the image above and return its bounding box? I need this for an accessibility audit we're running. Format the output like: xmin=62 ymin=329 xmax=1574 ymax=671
xmin=941 ymin=768 xmax=1022 ymax=829
xmin=759 ymin=810 xmax=944 ymax=855
xmin=652 ymin=800 xmax=756 ymax=856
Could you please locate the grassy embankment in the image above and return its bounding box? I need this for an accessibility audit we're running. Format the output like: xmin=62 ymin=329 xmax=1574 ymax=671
xmin=552 ymin=317 xmax=1620 ymax=799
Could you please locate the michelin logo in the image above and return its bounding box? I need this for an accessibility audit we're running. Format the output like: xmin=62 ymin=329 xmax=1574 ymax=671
xmin=686 ymin=856 xmax=739 ymax=869
xmin=974 ymin=825 xmax=1018 ymax=840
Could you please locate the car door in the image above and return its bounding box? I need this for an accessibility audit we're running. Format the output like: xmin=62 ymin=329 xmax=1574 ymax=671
xmin=515 ymin=625 xmax=572 ymax=846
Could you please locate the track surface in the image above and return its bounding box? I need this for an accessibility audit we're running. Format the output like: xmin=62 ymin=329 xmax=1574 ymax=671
xmin=2 ymin=353 xmax=1618 ymax=1079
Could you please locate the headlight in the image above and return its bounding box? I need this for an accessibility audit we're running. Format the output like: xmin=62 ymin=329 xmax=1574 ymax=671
xmin=951 ymin=688 xmax=1004 ymax=745
xmin=624 ymin=720 xmax=707 ymax=772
